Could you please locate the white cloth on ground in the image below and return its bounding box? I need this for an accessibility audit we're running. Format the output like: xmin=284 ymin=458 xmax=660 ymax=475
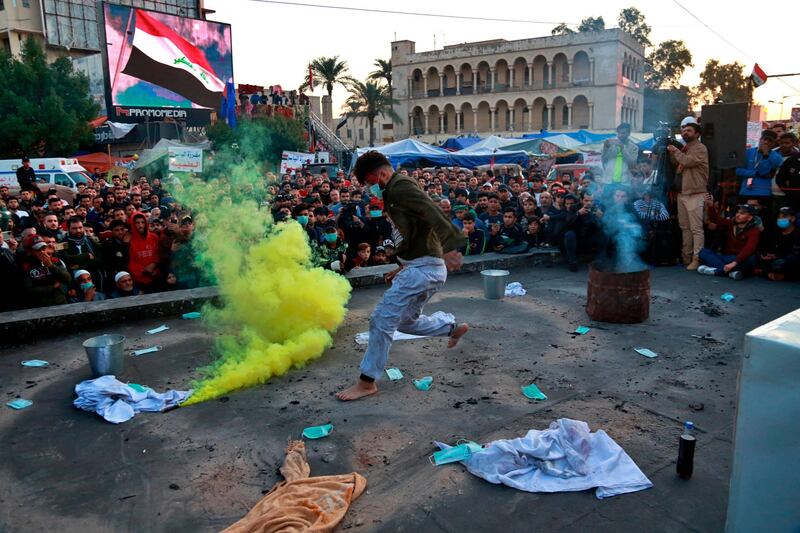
xmin=73 ymin=375 xmax=191 ymax=424
xmin=504 ymin=282 xmax=527 ymax=297
xmin=354 ymin=311 xmax=455 ymax=345
xmin=436 ymin=418 xmax=652 ymax=499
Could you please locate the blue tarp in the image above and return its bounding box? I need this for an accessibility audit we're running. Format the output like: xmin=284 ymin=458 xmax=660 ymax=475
xmin=456 ymin=135 xmax=525 ymax=154
xmin=442 ymin=137 xmax=481 ymax=151
xmin=450 ymin=150 xmax=529 ymax=168
xmin=353 ymin=138 xmax=529 ymax=168
xmin=354 ymin=138 xmax=453 ymax=168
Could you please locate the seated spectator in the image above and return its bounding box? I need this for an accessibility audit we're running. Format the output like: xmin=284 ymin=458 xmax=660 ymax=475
xmin=736 ymin=130 xmax=783 ymax=201
xmin=382 ymin=239 xmax=398 ymax=264
xmin=370 ymin=245 xmax=389 ymax=266
xmin=110 ymin=271 xmax=143 ymax=298
xmin=540 ymin=191 xmax=569 ymax=247
xmin=758 ymin=207 xmax=799 ymax=281
xmin=0 ymin=229 xmax=20 ymax=311
xmin=698 ymin=204 xmax=761 ymax=280
xmin=491 ymin=207 xmax=527 ymax=254
xmin=478 ymin=192 xmax=503 ymax=226
xmin=525 ymin=217 xmax=545 ymax=249
xmin=345 ymin=242 xmax=371 ymax=271
xmin=459 ymin=212 xmax=488 ymax=256
xmin=519 ymin=196 xmax=542 ymax=227
xmin=68 ymin=269 xmax=106 ymax=303
xmin=316 ymin=225 xmax=347 ymax=272
xmin=19 ymin=234 xmax=71 ymax=308
xmin=635 ymin=191 xmax=677 ymax=265
xmin=563 ymin=192 xmax=607 ymax=272
xmin=364 ymin=200 xmax=392 ymax=248
xmin=102 ymin=219 xmax=130 ymax=280
xmin=128 ymin=212 xmax=161 ymax=292
xmin=60 ymin=216 xmax=105 ymax=289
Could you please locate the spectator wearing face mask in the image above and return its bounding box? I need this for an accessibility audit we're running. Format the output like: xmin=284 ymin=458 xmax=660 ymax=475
xmin=68 ymin=269 xmax=106 ymax=302
xmin=758 ymin=207 xmax=800 ymax=281
xmin=317 ymin=224 xmax=347 ymax=272
xmin=363 ymin=199 xmax=392 ymax=249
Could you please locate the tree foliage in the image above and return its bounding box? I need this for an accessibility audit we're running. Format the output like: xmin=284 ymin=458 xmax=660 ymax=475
xmin=694 ymin=59 xmax=750 ymax=105
xmin=368 ymin=59 xmax=392 ymax=88
xmin=0 ymin=37 xmax=98 ymax=158
xmin=578 ymin=16 xmax=605 ymax=32
xmin=300 ymin=55 xmax=354 ymax=97
xmin=551 ymin=23 xmax=575 ymax=36
xmin=645 ymin=39 xmax=693 ymax=90
xmin=344 ymin=80 xmax=401 ymax=147
xmin=618 ymin=7 xmax=651 ymax=47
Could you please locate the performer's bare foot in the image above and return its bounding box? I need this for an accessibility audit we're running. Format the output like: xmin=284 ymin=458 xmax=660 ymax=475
xmin=336 ymin=379 xmax=378 ymax=401
xmin=448 ymin=323 xmax=469 ymax=348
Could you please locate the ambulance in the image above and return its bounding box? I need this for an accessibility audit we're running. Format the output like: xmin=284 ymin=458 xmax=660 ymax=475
xmin=0 ymin=158 xmax=91 ymax=192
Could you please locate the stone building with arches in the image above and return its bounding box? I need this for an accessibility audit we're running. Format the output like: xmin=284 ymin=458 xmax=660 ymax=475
xmin=390 ymin=29 xmax=644 ymax=144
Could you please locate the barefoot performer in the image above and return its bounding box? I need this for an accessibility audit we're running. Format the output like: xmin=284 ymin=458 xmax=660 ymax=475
xmin=337 ymin=152 xmax=469 ymax=401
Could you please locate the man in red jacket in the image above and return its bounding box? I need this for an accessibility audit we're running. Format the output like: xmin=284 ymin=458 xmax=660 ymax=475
xmin=127 ymin=212 xmax=160 ymax=291
xmin=697 ymin=203 xmax=761 ymax=280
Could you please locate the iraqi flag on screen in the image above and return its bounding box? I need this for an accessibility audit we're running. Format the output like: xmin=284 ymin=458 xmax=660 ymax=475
xmin=122 ymin=9 xmax=225 ymax=109
xmin=751 ymin=63 xmax=768 ymax=87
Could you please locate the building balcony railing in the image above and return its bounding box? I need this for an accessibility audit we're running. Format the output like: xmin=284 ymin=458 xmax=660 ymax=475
xmin=407 ymin=80 xmax=595 ymax=100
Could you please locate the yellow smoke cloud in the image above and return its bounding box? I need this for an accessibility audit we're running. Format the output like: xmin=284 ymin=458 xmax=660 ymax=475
xmin=173 ymin=173 xmax=351 ymax=405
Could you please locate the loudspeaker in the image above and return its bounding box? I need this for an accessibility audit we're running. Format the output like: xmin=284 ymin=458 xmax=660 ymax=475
xmin=700 ymin=103 xmax=747 ymax=169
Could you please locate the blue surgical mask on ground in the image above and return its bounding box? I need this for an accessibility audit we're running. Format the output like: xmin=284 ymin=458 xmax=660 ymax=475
xmin=430 ymin=441 xmax=483 ymax=465
xmin=370 ymin=184 xmax=383 ymax=199
xmin=324 ymin=233 xmax=338 ymax=243
xmin=297 ymin=215 xmax=309 ymax=226
xmin=370 ymin=210 xmax=383 ymax=218
xmin=777 ymin=218 xmax=791 ymax=229
xmin=80 ymin=282 xmax=94 ymax=291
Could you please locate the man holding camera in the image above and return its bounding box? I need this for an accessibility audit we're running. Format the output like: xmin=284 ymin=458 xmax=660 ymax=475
xmin=668 ymin=119 xmax=709 ymax=270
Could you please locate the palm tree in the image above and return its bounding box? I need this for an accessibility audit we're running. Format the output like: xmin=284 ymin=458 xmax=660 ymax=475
xmin=368 ymin=58 xmax=394 ymax=125
xmin=368 ymin=59 xmax=392 ymax=89
xmin=344 ymin=80 xmax=401 ymax=147
xmin=301 ymin=55 xmax=354 ymax=98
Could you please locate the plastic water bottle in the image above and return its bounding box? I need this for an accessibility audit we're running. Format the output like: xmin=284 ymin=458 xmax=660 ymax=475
xmin=677 ymin=421 xmax=696 ymax=479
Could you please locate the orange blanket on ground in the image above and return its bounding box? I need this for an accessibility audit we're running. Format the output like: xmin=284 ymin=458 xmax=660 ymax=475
xmin=222 ymin=441 xmax=367 ymax=533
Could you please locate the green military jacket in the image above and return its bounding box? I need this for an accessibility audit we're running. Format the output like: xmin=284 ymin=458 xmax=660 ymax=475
xmin=383 ymin=173 xmax=465 ymax=260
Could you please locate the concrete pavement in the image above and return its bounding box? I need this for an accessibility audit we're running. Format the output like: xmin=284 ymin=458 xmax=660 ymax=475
xmin=1 ymin=264 xmax=797 ymax=532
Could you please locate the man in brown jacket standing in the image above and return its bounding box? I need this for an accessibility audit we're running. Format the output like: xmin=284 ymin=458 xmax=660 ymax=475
xmin=337 ymin=151 xmax=468 ymax=401
xmin=668 ymin=121 xmax=709 ymax=270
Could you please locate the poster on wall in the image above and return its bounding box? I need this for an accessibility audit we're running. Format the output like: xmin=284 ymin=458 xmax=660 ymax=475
xmin=102 ymin=3 xmax=233 ymax=126
xmin=168 ymin=147 xmax=203 ymax=172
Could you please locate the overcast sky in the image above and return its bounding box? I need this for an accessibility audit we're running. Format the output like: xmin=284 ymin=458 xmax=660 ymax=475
xmin=205 ymin=0 xmax=798 ymax=121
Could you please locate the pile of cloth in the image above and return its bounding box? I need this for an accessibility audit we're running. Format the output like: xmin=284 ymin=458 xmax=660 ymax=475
xmin=73 ymin=375 xmax=191 ymax=424
xmin=223 ymin=440 xmax=367 ymax=533
xmin=436 ymin=418 xmax=653 ymax=499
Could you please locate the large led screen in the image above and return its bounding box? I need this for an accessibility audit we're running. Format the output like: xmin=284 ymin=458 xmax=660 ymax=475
xmin=103 ymin=3 xmax=233 ymax=121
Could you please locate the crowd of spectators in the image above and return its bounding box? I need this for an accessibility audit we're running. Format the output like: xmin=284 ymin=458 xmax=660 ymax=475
xmin=2 ymin=121 xmax=797 ymax=312
xmin=0 ymin=169 xmax=202 ymax=312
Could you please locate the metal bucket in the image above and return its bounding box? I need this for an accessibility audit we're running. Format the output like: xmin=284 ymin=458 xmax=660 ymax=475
xmin=481 ymin=269 xmax=510 ymax=300
xmin=83 ymin=334 xmax=126 ymax=377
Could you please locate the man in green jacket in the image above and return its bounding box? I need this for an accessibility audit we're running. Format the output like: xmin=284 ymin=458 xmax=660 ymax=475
xmin=337 ymin=152 xmax=468 ymax=401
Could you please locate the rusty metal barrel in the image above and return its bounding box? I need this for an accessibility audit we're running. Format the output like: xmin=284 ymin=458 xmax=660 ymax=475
xmin=586 ymin=264 xmax=650 ymax=323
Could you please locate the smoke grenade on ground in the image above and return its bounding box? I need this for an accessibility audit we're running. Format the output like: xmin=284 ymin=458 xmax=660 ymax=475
xmin=172 ymin=157 xmax=351 ymax=406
